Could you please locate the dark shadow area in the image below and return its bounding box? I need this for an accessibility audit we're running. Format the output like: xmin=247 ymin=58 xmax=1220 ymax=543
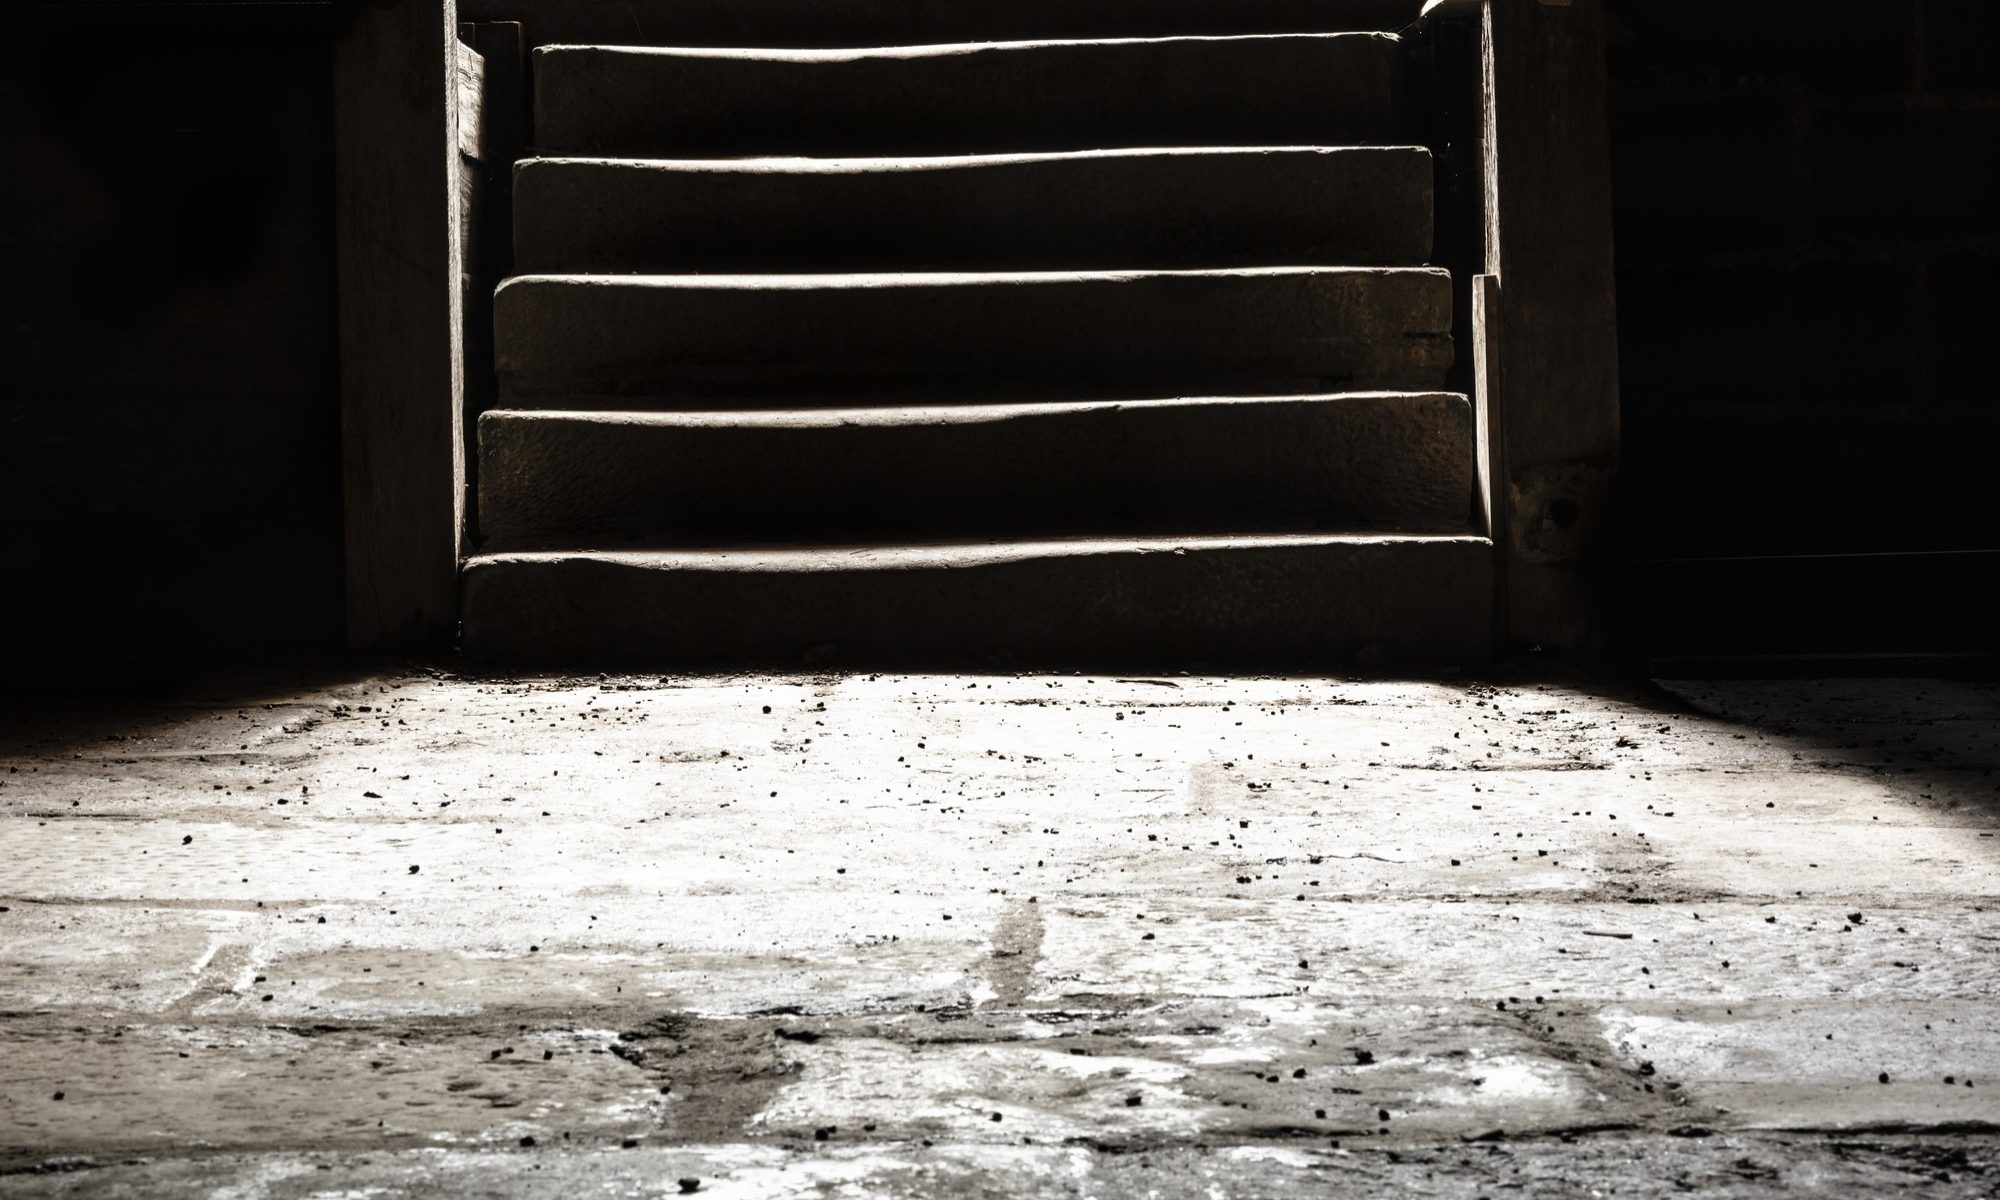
xmin=2 ymin=2 xmax=352 ymax=693
xmin=1649 ymin=675 xmax=2000 ymax=832
xmin=0 ymin=658 xmax=422 ymax=757
xmin=1603 ymin=0 xmax=2000 ymax=666
xmin=2 ymin=0 xmax=1993 ymax=687
xmin=1436 ymin=663 xmax=2000 ymax=863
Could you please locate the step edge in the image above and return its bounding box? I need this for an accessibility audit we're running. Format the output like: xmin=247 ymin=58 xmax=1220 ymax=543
xmin=515 ymin=145 xmax=1435 ymax=173
xmin=534 ymin=31 xmax=1402 ymax=61
xmin=496 ymin=266 xmax=1453 ymax=292
xmin=480 ymin=392 xmax=1472 ymax=429
xmin=465 ymin=533 xmax=1495 ymax=572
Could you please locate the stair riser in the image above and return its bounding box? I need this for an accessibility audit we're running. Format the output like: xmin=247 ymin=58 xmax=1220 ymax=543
xmin=478 ymin=395 xmax=1473 ymax=544
xmin=460 ymin=538 xmax=1494 ymax=668
xmin=534 ymin=36 xmax=1406 ymax=157
xmin=514 ymin=149 xmax=1434 ymax=273
xmin=494 ymin=270 xmax=1454 ymax=404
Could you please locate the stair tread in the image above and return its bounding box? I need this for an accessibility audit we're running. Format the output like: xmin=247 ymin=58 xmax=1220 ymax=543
xmin=513 ymin=146 xmax=1434 ymax=272
xmin=495 ymin=266 xmax=1452 ymax=402
xmin=534 ymin=34 xmax=1406 ymax=156
xmin=460 ymin=533 xmax=1494 ymax=667
xmin=477 ymin=393 xmax=1475 ymax=544
xmin=480 ymin=14 xmax=1482 ymax=667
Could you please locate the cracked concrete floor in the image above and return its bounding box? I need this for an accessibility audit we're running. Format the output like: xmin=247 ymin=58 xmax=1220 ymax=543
xmin=2 ymin=670 xmax=1998 ymax=1196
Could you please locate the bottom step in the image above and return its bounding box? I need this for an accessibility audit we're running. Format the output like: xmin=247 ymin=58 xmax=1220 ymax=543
xmin=461 ymin=534 xmax=1493 ymax=669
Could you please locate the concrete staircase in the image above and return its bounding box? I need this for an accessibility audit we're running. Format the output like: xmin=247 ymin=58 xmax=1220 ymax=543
xmin=461 ymin=12 xmax=1493 ymax=669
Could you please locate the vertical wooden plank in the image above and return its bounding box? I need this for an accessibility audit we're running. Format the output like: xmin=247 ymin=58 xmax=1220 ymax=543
xmin=453 ymin=37 xmax=489 ymax=550
xmin=455 ymin=22 xmax=526 ymax=548
xmin=335 ymin=0 xmax=463 ymax=650
xmin=1412 ymin=6 xmax=1489 ymax=405
xmin=462 ymin=22 xmax=528 ymax=177
xmin=1480 ymin=0 xmax=1621 ymax=649
xmin=454 ymin=41 xmax=488 ymax=163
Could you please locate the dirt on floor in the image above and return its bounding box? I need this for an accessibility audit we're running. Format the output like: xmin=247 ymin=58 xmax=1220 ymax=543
xmin=2 ymin=670 xmax=1997 ymax=1195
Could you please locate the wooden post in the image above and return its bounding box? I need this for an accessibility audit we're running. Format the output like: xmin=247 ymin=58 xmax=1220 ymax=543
xmin=335 ymin=0 xmax=464 ymax=650
xmin=1423 ymin=0 xmax=1621 ymax=650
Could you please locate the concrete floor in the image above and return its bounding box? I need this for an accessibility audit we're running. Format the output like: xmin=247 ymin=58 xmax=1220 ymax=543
xmin=2 ymin=669 xmax=1998 ymax=1196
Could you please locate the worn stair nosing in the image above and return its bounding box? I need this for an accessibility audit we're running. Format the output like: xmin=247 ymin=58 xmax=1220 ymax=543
xmin=483 ymin=391 xmax=1463 ymax=426
xmin=498 ymin=265 xmax=1449 ymax=289
xmin=535 ymin=31 xmax=1402 ymax=60
xmin=516 ymin=144 xmax=1432 ymax=172
xmin=470 ymin=533 xmax=1490 ymax=570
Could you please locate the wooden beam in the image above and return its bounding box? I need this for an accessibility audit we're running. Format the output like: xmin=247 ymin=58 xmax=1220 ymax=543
xmin=335 ymin=0 xmax=464 ymax=650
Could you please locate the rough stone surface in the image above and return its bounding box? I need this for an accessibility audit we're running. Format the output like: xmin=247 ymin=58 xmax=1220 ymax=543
xmin=511 ymin=148 xmax=1435 ymax=274
xmin=532 ymin=35 xmax=1406 ymax=157
xmin=477 ymin=394 xmax=1475 ymax=545
xmin=457 ymin=535 xmax=1493 ymax=668
xmin=3 ymin=673 xmax=1998 ymax=1195
xmin=493 ymin=268 xmax=1454 ymax=404
xmin=8 ymin=1138 xmax=2000 ymax=1198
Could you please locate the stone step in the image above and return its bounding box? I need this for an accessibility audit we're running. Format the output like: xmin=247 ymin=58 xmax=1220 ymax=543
xmin=533 ymin=35 xmax=1407 ymax=157
xmin=458 ymin=534 xmax=1493 ymax=668
xmin=477 ymin=394 xmax=1474 ymax=545
xmin=513 ymin=148 xmax=1434 ymax=273
xmin=493 ymin=268 xmax=1453 ymax=404
xmin=463 ymin=0 xmax=1424 ymax=48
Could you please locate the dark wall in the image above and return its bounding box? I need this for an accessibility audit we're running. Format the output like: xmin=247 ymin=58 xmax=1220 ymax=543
xmin=1605 ymin=0 xmax=2000 ymax=660
xmin=4 ymin=2 xmax=1990 ymax=675
xmin=2 ymin=4 xmax=346 ymax=681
